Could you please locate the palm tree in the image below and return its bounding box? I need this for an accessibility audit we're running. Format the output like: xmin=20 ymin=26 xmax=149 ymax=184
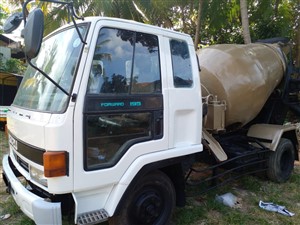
xmin=80 ymin=0 xmax=143 ymax=21
xmin=41 ymin=0 xmax=147 ymax=34
xmin=133 ymin=0 xmax=174 ymax=27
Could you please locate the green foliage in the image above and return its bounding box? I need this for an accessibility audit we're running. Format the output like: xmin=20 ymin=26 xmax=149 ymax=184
xmin=5 ymin=58 xmax=26 ymax=74
xmin=0 ymin=55 xmax=26 ymax=74
xmin=9 ymin=0 xmax=297 ymax=52
xmin=0 ymin=5 xmax=8 ymax=34
xmin=249 ymin=0 xmax=295 ymax=41
xmin=0 ymin=56 xmax=5 ymax=71
xmin=3 ymin=1 xmax=299 ymax=91
xmin=5 ymin=0 xmax=299 ymax=43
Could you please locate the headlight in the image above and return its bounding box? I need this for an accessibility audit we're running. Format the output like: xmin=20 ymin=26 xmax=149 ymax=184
xmin=30 ymin=166 xmax=48 ymax=187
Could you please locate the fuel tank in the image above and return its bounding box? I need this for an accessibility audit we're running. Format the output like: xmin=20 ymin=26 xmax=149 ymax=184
xmin=198 ymin=44 xmax=286 ymax=129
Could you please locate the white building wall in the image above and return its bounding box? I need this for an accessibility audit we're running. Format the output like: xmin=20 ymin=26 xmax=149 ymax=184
xmin=0 ymin=46 xmax=11 ymax=62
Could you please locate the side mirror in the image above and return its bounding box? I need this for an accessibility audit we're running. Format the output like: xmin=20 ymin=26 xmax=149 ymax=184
xmin=3 ymin=12 xmax=23 ymax=33
xmin=22 ymin=8 xmax=44 ymax=59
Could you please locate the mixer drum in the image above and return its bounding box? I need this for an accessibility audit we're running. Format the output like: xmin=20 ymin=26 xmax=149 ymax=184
xmin=198 ymin=44 xmax=286 ymax=128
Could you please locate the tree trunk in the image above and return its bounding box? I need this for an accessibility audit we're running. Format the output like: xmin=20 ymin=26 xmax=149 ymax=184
xmin=296 ymin=25 xmax=300 ymax=67
xmin=194 ymin=0 xmax=204 ymax=50
xmin=240 ymin=0 xmax=251 ymax=44
xmin=274 ymin=0 xmax=281 ymax=17
xmin=294 ymin=0 xmax=300 ymax=68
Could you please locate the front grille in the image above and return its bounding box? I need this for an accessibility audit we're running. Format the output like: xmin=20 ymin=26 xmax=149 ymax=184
xmin=18 ymin=156 xmax=29 ymax=172
xmin=9 ymin=132 xmax=45 ymax=165
xmin=13 ymin=152 xmax=29 ymax=172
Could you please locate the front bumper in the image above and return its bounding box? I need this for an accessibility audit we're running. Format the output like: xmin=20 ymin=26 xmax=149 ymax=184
xmin=2 ymin=154 xmax=62 ymax=225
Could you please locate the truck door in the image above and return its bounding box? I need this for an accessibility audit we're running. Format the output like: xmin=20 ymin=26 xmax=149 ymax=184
xmin=83 ymin=27 xmax=163 ymax=168
xmin=73 ymin=23 xmax=166 ymax=195
xmin=164 ymin=38 xmax=202 ymax=148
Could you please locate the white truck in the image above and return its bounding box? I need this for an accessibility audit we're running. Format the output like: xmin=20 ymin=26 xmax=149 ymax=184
xmin=2 ymin=1 xmax=300 ymax=225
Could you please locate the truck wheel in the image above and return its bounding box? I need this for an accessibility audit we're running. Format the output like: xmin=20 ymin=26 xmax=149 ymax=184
xmin=267 ymin=138 xmax=295 ymax=183
xmin=109 ymin=170 xmax=175 ymax=225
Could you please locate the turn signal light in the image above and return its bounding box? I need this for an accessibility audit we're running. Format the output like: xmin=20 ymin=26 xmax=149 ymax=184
xmin=43 ymin=151 xmax=68 ymax=178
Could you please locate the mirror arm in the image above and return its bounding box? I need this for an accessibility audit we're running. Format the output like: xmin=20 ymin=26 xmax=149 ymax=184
xmin=67 ymin=3 xmax=86 ymax=44
xmin=23 ymin=0 xmax=34 ymax=24
xmin=27 ymin=58 xmax=70 ymax=97
xmin=23 ymin=0 xmax=86 ymax=45
xmin=68 ymin=2 xmax=83 ymax=20
xmin=69 ymin=11 xmax=86 ymax=45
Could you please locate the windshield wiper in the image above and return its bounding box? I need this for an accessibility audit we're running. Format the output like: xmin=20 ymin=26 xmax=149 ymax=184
xmin=27 ymin=60 xmax=70 ymax=96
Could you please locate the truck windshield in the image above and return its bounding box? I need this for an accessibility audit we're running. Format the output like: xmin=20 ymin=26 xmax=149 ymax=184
xmin=13 ymin=24 xmax=88 ymax=112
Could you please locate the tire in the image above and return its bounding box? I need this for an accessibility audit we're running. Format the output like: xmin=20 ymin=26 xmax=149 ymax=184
xmin=109 ymin=170 xmax=176 ymax=225
xmin=267 ymin=138 xmax=295 ymax=183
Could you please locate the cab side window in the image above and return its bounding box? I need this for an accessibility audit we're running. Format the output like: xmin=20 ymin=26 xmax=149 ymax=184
xmin=170 ymin=39 xmax=193 ymax=88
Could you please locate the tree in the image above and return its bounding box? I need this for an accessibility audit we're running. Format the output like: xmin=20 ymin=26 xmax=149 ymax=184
xmin=240 ymin=0 xmax=251 ymax=44
xmin=5 ymin=0 xmax=299 ymax=57
xmin=296 ymin=27 xmax=300 ymax=67
xmin=196 ymin=0 xmax=243 ymax=44
xmin=194 ymin=0 xmax=204 ymax=49
xmin=295 ymin=0 xmax=300 ymax=67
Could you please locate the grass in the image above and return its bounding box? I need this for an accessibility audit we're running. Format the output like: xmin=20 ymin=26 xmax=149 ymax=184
xmin=173 ymin=167 xmax=300 ymax=225
xmin=1 ymin=130 xmax=300 ymax=224
xmin=0 ymin=131 xmax=35 ymax=225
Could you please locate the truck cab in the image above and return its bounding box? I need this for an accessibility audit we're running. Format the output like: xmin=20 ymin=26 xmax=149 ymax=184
xmin=3 ymin=14 xmax=203 ymax=225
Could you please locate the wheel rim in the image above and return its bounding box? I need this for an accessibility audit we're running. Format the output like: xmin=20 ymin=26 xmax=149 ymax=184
xmin=132 ymin=190 xmax=164 ymax=224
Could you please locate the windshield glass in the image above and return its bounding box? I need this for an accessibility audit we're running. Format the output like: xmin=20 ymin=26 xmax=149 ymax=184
xmin=13 ymin=24 xmax=88 ymax=112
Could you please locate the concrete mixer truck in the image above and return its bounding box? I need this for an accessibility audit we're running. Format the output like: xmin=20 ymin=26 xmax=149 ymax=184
xmin=196 ymin=42 xmax=300 ymax=184
xmin=2 ymin=1 xmax=300 ymax=225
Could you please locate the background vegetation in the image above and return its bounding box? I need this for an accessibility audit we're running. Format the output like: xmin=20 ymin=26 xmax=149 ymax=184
xmin=1 ymin=0 xmax=300 ymax=67
xmin=0 ymin=56 xmax=26 ymax=74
